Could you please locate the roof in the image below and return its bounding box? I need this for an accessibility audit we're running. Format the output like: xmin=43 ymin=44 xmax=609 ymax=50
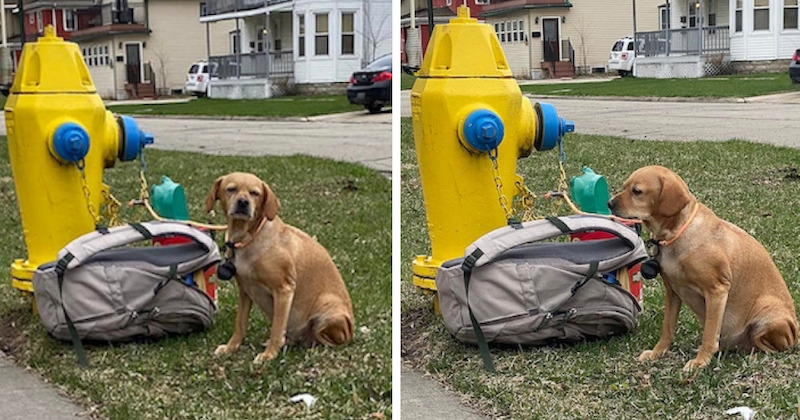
xmin=479 ymin=0 xmax=572 ymax=18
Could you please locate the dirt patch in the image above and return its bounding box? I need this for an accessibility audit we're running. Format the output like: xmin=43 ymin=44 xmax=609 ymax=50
xmin=753 ymin=166 xmax=800 ymax=186
xmin=401 ymin=305 xmax=433 ymax=369
xmin=0 ymin=307 xmax=30 ymax=358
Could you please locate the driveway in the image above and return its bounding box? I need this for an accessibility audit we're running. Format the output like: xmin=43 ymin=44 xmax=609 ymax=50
xmin=0 ymin=109 xmax=392 ymax=175
xmin=400 ymin=90 xmax=800 ymax=148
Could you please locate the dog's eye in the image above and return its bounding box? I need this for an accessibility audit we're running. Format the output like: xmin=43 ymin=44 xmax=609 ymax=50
xmin=631 ymin=186 xmax=643 ymax=195
xmin=249 ymin=190 xmax=261 ymax=197
xmin=226 ymin=186 xmax=237 ymax=193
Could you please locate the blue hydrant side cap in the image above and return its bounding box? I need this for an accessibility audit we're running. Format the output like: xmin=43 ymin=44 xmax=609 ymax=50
xmin=463 ymin=109 xmax=505 ymax=152
xmin=119 ymin=115 xmax=154 ymax=161
xmin=52 ymin=122 xmax=90 ymax=163
xmin=535 ymin=102 xmax=575 ymax=151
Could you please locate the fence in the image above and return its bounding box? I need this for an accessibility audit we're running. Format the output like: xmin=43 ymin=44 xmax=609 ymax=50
xmin=635 ymin=26 xmax=730 ymax=57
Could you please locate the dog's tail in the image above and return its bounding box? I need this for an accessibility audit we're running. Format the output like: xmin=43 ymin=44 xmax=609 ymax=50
xmin=752 ymin=316 xmax=798 ymax=353
xmin=311 ymin=294 xmax=355 ymax=346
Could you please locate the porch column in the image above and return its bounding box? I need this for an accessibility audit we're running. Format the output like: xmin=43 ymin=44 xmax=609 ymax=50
xmin=264 ymin=11 xmax=270 ymax=77
xmin=235 ymin=17 xmax=241 ymax=78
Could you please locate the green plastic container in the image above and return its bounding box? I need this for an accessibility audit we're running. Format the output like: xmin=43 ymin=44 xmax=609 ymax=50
xmin=150 ymin=175 xmax=190 ymax=220
xmin=570 ymin=166 xmax=611 ymax=215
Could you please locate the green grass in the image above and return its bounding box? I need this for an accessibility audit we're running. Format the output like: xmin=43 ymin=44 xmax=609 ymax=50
xmin=401 ymin=73 xmax=416 ymax=90
xmin=401 ymin=117 xmax=800 ymax=419
xmin=520 ymin=72 xmax=800 ymax=98
xmin=106 ymin=95 xmax=362 ymax=117
xmin=0 ymin=137 xmax=391 ymax=419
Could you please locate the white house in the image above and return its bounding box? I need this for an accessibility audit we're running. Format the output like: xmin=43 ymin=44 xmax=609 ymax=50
xmin=634 ymin=0 xmax=800 ymax=77
xmin=200 ymin=0 xmax=391 ymax=99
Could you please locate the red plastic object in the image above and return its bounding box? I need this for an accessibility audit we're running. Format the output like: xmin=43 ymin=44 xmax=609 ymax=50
xmin=153 ymin=234 xmax=217 ymax=304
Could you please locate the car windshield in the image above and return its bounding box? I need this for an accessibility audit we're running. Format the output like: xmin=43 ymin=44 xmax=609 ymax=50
xmin=365 ymin=55 xmax=392 ymax=71
xmin=612 ymin=41 xmax=625 ymax=52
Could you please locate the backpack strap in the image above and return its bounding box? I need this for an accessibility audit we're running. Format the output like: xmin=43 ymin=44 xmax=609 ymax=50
xmin=460 ymin=249 xmax=495 ymax=373
xmin=465 ymin=215 xmax=643 ymax=270
xmin=55 ymin=253 xmax=88 ymax=368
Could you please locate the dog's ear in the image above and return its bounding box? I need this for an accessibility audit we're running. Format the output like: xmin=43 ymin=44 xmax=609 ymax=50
xmin=658 ymin=172 xmax=691 ymax=218
xmin=204 ymin=176 xmax=224 ymax=213
xmin=261 ymin=182 xmax=281 ymax=221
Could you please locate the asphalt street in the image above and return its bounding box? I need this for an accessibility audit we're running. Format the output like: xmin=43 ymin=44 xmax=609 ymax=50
xmin=400 ymin=90 xmax=800 ymax=148
xmin=0 ymin=108 xmax=393 ymax=176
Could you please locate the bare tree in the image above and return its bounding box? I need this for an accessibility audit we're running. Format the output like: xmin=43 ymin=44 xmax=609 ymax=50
xmin=151 ymin=46 xmax=170 ymax=96
xmin=360 ymin=1 xmax=392 ymax=66
xmin=570 ymin=14 xmax=591 ymax=75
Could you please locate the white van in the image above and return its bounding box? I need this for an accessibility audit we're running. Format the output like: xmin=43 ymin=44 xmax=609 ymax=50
xmin=608 ymin=37 xmax=637 ymax=77
xmin=184 ymin=61 xmax=218 ymax=97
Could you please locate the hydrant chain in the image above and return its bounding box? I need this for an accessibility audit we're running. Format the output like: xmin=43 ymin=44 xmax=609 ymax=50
xmin=78 ymin=164 xmax=99 ymax=225
xmin=490 ymin=153 xmax=512 ymax=220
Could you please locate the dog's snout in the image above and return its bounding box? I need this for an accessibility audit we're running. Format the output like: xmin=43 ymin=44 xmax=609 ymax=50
xmin=607 ymin=199 xmax=617 ymax=212
xmin=234 ymin=197 xmax=250 ymax=214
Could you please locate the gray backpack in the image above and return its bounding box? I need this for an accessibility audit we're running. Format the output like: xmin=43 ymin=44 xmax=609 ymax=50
xmin=435 ymin=215 xmax=648 ymax=372
xmin=33 ymin=221 xmax=221 ymax=367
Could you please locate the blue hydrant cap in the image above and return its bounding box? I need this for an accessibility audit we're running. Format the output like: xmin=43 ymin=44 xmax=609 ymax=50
xmin=462 ymin=109 xmax=505 ymax=152
xmin=118 ymin=115 xmax=154 ymax=161
xmin=534 ymin=102 xmax=575 ymax=151
xmin=52 ymin=122 xmax=90 ymax=163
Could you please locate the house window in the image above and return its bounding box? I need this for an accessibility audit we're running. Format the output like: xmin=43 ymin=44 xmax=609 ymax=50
xmin=199 ymin=2 xmax=207 ymax=17
xmin=298 ymin=15 xmax=305 ymax=57
xmin=446 ymin=0 xmax=452 ymax=6
xmin=659 ymin=6 xmax=669 ymax=29
xmin=315 ymin=13 xmax=329 ymax=55
xmin=512 ymin=21 xmax=518 ymax=42
xmin=735 ymin=0 xmax=743 ymax=32
xmin=230 ymin=30 xmax=240 ymax=54
xmin=341 ymin=12 xmax=355 ymax=55
xmin=36 ymin=11 xmax=43 ymax=32
xmin=785 ymin=0 xmax=799 ymax=29
xmin=82 ymin=44 xmax=109 ymax=67
xmin=499 ymin=22 xmax=505 ymax=42
xmin=63 ymin=9 xmax=77 ymax=31
xmin=754 ymin=0 xmax=770 ymax=31
xmin=256 ymin=27 xmax=265 ymax=52
xmin=517 ymin=19 xmax=524 ymax=42
xmin=475 ymin=0 xmax=490 ymax=4
xmin=688 ymin=3 xmax=697 ymax=27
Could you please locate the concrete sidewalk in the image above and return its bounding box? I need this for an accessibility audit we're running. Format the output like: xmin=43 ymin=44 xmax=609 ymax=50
xmin=0 ymin=351 xmax=90 ymax=419
xmin=401 ymin=363 xmax=485 ymax=419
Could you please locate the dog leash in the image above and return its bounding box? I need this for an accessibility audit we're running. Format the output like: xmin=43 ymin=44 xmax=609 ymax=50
xmin=218 ymin=217 xmax=268 ymax=280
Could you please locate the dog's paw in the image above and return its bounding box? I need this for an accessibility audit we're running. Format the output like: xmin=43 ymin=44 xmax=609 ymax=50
xmin=682 ymin=356 xmax=709 ymax=372
xmin=214 ymin=344 xmax=239 ymax=356
xmin=637 ymin=349 xmax=665 ymax=362
xmin=253 ymin=349 xmax=278 ymax=365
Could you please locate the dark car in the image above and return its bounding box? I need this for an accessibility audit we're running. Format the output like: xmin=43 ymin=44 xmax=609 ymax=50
xmin=791 ymin=49 xmax=800 ymax=84
xmin=347 ymin=54 xmax=392 ymax=113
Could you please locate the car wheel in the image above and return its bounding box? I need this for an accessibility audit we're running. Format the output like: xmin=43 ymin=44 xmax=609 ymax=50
xmin=366 ymin=104 xmax=382 ymax=114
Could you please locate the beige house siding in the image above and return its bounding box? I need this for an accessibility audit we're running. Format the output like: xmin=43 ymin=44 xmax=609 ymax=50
xmin=146 ymin=0 xmax=234 ymax=93
xmin=485 ymin=0 xmax=662 ymax=77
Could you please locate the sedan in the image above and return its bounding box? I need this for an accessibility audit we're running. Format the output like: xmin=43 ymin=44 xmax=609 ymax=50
xmin=347 ymin=54 xmax=392 ymax=113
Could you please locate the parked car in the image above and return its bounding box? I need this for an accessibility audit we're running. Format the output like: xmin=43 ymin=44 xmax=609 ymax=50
xmin=184 ymin=61 xmax=217 ymax=97
xmin=347 ymin=54 xmax=392 ymax=113
xmin=608 ymin=37 xmax=637 ymax=77
xmin=790 ymin=49 xmax=800 ymax=83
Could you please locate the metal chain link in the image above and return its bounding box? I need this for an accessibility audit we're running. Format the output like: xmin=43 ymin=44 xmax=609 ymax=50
xmin=101 ymin=189 xmax=122 ymax=227
xmin=515 ymin=180 xmax=538 ymax=222
xmin=77 ymin=161 xmax=100 ymax=225
xmin=489 ymin=150 xmax=513 ymax=221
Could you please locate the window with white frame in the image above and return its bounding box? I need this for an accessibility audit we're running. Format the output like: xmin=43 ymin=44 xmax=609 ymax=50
xmin=63 ymin=9 xmax=77 ymax=31
xmin=754 ymin=0 xmax=770 ymax=30
xmin=475 ymin=0 xmax=490 ymax=4
xmin=446 ymin=0 xmax=452 ymax=6
xmin=298 ymin=15 xmax=306 ymax=57
xmin=494 ymin=19 xmax=524 ymax=44
xmin=230 ymin=30 xmax=240 ymax=54
xmin=200 ymin=2 xmax=207 ymax=17
xmin=341 ymin=12 xmax=355 ymax=55
xmin=82 ymin=44 xmax=109 ymax=67
xmin=785 ymin=0 xmax=798 ymax=29
xmin=256 ymin=26 xmax=265 ymax=52
xmin=315 ymin=13 xmax=329 ymax=55
xmin=735 ymin=0 xmax=743 ymax=32
xmin=688 ymin=3 xmax=697 ymax=27
xmin=659 ymin=6 xmax=669 ymax=30
xmin=36 ymin=11 xmax=43 ymax=32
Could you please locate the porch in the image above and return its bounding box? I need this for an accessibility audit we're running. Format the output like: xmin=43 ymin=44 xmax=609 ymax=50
xmin=631 ymin=0 xmax=731 ymax=78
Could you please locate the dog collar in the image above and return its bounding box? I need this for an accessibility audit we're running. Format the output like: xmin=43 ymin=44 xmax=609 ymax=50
xmin=225 ymin=217 xmax=268 ymax=249
xmin=653 ymin=202 xmax=700 ymax=247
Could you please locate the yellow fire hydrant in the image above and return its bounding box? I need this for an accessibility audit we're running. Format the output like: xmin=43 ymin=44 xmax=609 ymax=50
xmin=5 ymin=25 xmax=153 ymax=292
xmin=411 ymin=6 xmax=574 ymax=292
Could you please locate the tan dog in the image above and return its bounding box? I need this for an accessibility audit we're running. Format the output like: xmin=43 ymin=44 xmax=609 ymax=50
xmin=206 ymin=172 xmax=354 ymax=364
xmin=608 ymin=165 xmax=797 ymax=371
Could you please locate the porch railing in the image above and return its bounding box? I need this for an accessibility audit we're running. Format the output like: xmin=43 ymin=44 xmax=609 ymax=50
xmin=635 ymin=26 xmax=730 ymax=57
xmin=205 ymin=0 xmax=290 ymax=16
xmin=208 ymin=51 xmax=293 ymax=79
xmin=76 ymin=3 xmax=146 ymax=28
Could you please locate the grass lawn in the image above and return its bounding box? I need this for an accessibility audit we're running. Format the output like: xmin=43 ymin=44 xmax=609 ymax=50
xmin=401 ymin=117 xmax=800 ymax=419
xmin=106 ymin=95 xmax=363 ymax=118
xmin=0 ymin=138 xmax=391 ymax=419
xmin=520 ymin=72 xmax=800 ymax=98
xmin=400 ymin=73 xmax=416 ymax=90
